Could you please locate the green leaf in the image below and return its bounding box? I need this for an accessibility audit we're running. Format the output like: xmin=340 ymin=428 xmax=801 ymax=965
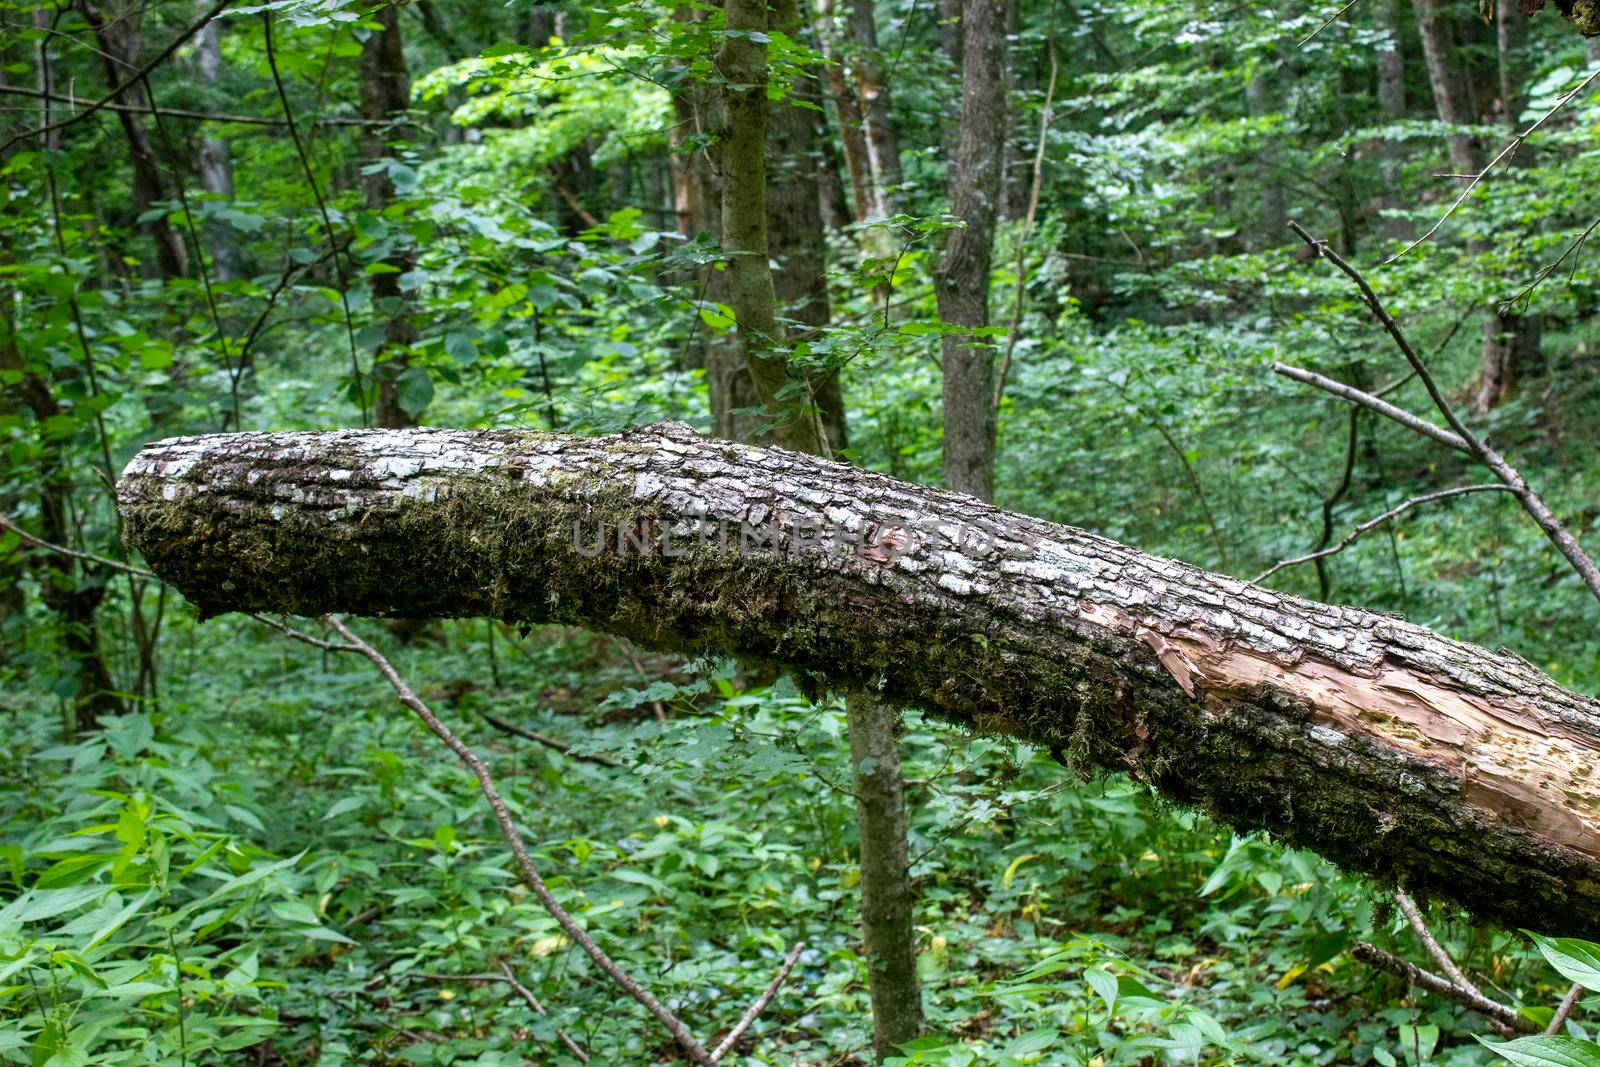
xmin=395 ymin=365 xmax=434 ymax=417
xmin=1529 ymin=933 xmax=1600 ymax=990
xmin=1477 ymin=1035 xmax=1600 ymax=1067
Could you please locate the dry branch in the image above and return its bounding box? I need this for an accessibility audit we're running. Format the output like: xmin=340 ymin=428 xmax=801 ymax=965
xmin=116 ymin=424 xmax=1600 ymax=937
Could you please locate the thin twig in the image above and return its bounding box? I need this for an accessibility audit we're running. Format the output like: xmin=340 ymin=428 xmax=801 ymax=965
xmin=1395 ymin=891 xmax=1484 ymax=998
xmin=263 ymin=11 xmax=368 ymax=426
xmin=0 ymin=0 xmax=234 ymax=157
xmin=1287 ymin=221 xmax=1600 ymax=605
xmin=495 ymin=960 xmax=592 ymax=1063
xmin=477 ymin=708 xmax=621 ymax=768
xmin=0 ymin=513 xmax=157 ymax=579
xmin=1352 ymin=943 xmax=1538 ymax=1034
xmin=1254 ymin=485 xmax=1512 ymax=584
xmin=1388 ymin=65 xmax=1600 ymax=261
xmin=709 ymin=942 xmax=805 ymax=1062
xmin=1273 ymin=363 xmax=1469 ymax=453
xmin=1504 ymin=214 xmax=1600 ymax=314
xmin=1547 ymin=982 xmax=1583 ymax=1035
xmin=320 ymin=616 xmax=717 ymax=1065
xmin=0 ymin=85 xmax=374 ymax=126
xmin=1298 ymin=0 xmax=1366 ymax=47
xmin=994 ymin=34 xmax=1058 ymax=412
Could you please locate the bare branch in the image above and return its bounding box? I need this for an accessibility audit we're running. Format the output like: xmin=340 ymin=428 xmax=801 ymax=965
xmin=1299 ymin=0 xmax=1366 ymax=46
xmin=495 ymin=960 xmax=592 ymax=1063
xmin=1387 ymin=65 xmax=1600 ymax=261
xmin=1271 ymin=363 xmax=1469 ymax=453
xmin=1396 ymin=891 xmax=1485 ymax=998
xmin=476 ymin=708 xmax=621 ymax=768
xmin=0 ymin=512 xmax=157 ymax=579
xmin=1286 ymin=222 xmax=1600 ymax=605
xmin=710 ymin=942 xmax=805 ymax=1063
xmin=320 ymin=615 xmax=716 ymax=1064
xmin=1254 ymin=485 xmax=1512 ymax=584
xmin=1548 ymin=982 xmax=1584 ymax=1035
xmin=0 ymin=0 xmax=235 ymax=157
xmin=1351 ymin=943 xmax=1538 ymax=1034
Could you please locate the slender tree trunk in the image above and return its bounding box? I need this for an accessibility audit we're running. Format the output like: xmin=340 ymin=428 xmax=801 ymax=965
xmin=1475 ymin=0 xmax=1536 ymax=413
xmin=846 ymin=692 xmax=924 ymax=1058
xmin=193 ymin=13 xmax=240 ymax=282
xmin=360 ymin=5 xmax=419 ymax=429
xmin=844 ymin=0 xmax=904 ymax=214
xmin=1 ymin=338 xmax=122 ymax=732
xmin=719 ymin=0 xmax=826 ymax=454
xmin=936 ymin=0 xmax=1007 ymax=502
xmin=1376 ymin=0 xmax=1412 ymax=239
xmin=1413 ymin=0 xmax=1481 ymax=177
xmin=768 ymin=0 xmax=848 ymax=456
xmin=998 ymin=0 xmax=1029 ymax=222
xmin=939 ymin=0 xmax=964 ymax=170
xmin=817 ymin=0 xmax=876 ymax=221
xmin=120 ymin=423 xmax=1600 ymax=940
xmin=81 ymin=0 xmax=187 ymax=280
xmin=1246 ymin=68 xmax=1287 ymax=245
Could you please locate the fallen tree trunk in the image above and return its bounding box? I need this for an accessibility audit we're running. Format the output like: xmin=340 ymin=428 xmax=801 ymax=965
xmin=118 ymin=423 xmax=1600 ymax=936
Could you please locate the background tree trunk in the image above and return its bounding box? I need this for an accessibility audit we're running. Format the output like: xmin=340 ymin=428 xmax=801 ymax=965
xmin=1376 ymin=0 xmax=1411 ymax=240
xmin=193 ymin=12 xmax=240 ymax=282
xmin=81 ymin=0 xmax=187 ymax=281
xmin=844 ymin=0 xmax=904 ymax=214
xmin=719 ymin=0 xmax=825 ymax=455
xmin=767 ymin=0 xmax=848 ymax=456
xmin=936 ymin=0 xmax=1007 ymax=502
xmin=1246 ymin=68 xmax=1287 ymax=246
xmin=360 ymin=5 xmax=419 ymax=429
xmin=118 ymin=423 xmax=1600 ymax=940
xmin=816 ymin=0 xmax=876 ymax=222
xmin=846 ymin=691 xmax=924 ymax=1058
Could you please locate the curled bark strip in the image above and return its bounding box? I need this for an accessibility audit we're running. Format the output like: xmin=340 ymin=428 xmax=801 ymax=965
xmin=118 ymin=423 xmax=1600 ymax=936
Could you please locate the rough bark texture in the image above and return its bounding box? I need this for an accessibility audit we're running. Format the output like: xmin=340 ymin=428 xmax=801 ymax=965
xmin=816 ymin=0 xmax=876 ymax=222
xmin=193 ymin=13 xmax=240 ymax=283
xmin=82 ymin=0 xmax=187 ymax=281
xmin=1376 ymin=0 xmax=1411 ymax=240
xmin=767 ymin=0 xmax=848 ymax=457
xmin=846 ymin=692 xmax=924 ymax=1056
xmin=720 ymin=0 xmax=826 ymax=455
xmin=118 ymin=423 xmax=1600 ymax=938
xmin=936 ymin=0 xmax=1007 ymax=502
xmin=1413 ymin=0 xmax=1482 ymax=178
xmin=843 ymin=0 xmax=903 ymax=214
xmin=360 ymin=5 xmax=419 ymax=429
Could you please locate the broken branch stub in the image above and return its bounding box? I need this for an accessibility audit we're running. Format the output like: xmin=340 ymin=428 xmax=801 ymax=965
xmin=117 ymin=423 xmax=1600 ymax=936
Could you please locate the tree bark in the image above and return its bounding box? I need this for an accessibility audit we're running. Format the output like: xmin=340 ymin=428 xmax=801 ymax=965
xmin=360 ymin=4 xmax=420 ymax=429
xmin=193 ymin=12 xmax=240 ymax=283
xmin=936 ymin=0 xmax=1007 ymax=502
xmin=767 ymin=0 xmax=848 ymax=457
xmin=843 ymin=0 xmax=904 ymax=215
xmin=81 ymin=0 xmax=188 ymax=280
xmin=816 ymin=0 xmax=876 ymax=222
xmin=118 ymin=423 xmax=1600 ymax=939
xmin=1375 ymin=0 xmax=1412 ymax=240
xmin=719 ymin=0 xmax=827 ymax=455
xmin=846 ymin=691 xmax=924 ymax=1057
xmin=1413 ymin=0 xmax=1482 ymax=178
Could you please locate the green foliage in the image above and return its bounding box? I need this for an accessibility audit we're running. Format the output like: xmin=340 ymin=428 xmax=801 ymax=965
xmin=6 ymin=0 xmax=1600 ymax=1060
